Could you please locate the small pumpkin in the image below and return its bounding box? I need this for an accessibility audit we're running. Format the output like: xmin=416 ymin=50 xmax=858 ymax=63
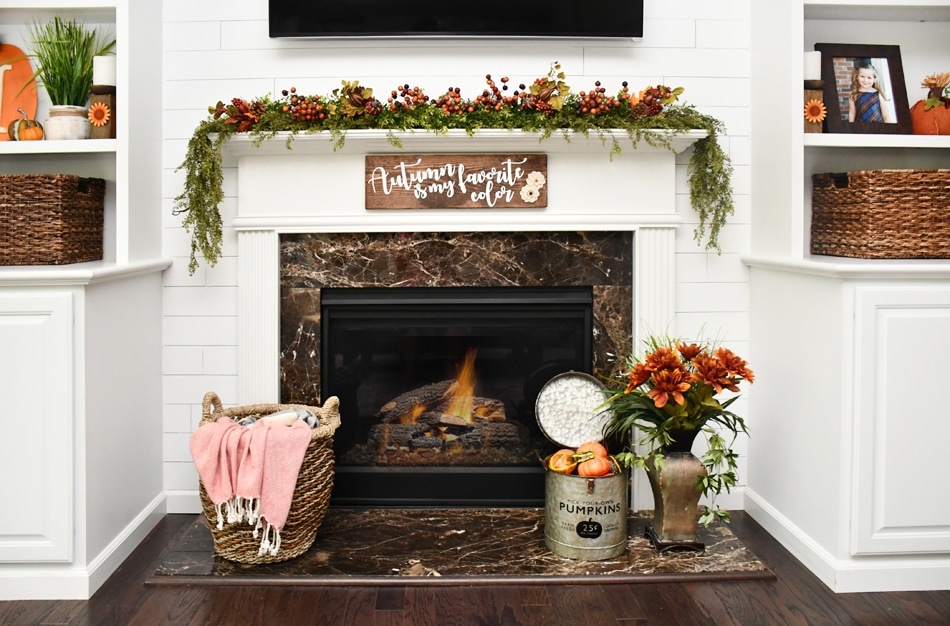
xmin=577 ymin=454 xmax=612 ymax=477
xmin=910 ymin=73 xmax=950 ymax=136
xmin=548 ymin=449 xmax=578 ymax=475
xmin=575 ymin=441 xmax=608 ymax=459
xmin=7 ymin=108 xmax=44 ymax=141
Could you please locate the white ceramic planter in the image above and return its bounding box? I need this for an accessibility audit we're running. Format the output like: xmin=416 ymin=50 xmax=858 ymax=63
xmin=44 ymin=105 xmax=91 ymax=140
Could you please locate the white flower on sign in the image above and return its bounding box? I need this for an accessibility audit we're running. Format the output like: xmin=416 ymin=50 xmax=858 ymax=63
xmin=520 ymin=185 xmax=540 ymax=203
xmin=526 ymin=171 xmax=546 ymax=188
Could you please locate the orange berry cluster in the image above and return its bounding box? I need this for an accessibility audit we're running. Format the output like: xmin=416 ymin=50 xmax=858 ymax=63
xmin=576 ymin=80 xmax=628 ymax=116
xmin=280 ymin=87 xmax=328 ymax=122
xmin=387 ymin=84 xmax=430 ymax=111
xmin=435 ymin=86 xmax=474 ymax=115
xmin=474 ymin=74 xmax=518 ymax=112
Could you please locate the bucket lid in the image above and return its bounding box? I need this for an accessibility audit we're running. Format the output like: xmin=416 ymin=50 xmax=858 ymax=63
xmin=535 ymin=371 xmax=612 ymax=448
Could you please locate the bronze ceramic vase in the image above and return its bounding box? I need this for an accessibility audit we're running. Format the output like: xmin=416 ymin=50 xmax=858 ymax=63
xmin=645 ymin=429 xmax=706 ymax=552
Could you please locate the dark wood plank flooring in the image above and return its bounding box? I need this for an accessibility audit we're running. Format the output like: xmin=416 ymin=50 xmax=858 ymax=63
xmin=2 ymin=512 xmax=949 ymax=625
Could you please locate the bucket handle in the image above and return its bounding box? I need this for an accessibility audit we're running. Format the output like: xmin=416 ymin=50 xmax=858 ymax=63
xmin=587 ymin=479 xmax=595 ymax=494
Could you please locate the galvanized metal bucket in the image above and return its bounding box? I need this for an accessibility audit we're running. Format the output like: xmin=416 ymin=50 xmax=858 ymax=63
xmin=544 ymin=468 xmax=628 ymax=560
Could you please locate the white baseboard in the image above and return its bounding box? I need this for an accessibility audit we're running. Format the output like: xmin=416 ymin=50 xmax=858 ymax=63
xmin=744 ymin=488 xmax=950 ymax=592
xmin=165 ymin=490 xmax=202 ymax=514
xmin=86 ymin=493 xmax=167 ymax=596
xmin=0 ymin=493 xmax=166 ymax=601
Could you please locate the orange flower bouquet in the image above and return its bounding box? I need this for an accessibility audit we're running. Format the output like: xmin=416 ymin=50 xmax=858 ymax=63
xmin=601 ymin=336 xmax=754 ymax=524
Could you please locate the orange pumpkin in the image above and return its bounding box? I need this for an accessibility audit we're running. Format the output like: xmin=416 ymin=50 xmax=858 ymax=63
xmin=577 ymin=455 xmax=612 ymax=477
xmin=910 ymin=97 xmax=950 ymax=136
xmin=7 ymin=108 xmax=44 ymax=141
xmin=547 ymin=449 xmax=578 ymax=475
xmin=575 ymin=441 xmax=608 ymax=459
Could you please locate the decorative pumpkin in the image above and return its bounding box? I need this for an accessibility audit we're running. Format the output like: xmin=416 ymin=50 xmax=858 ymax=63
xmin=577 ymin=455 xmax=612 ymax=477
xmin=7 ymin=108 xmax=44 ymax=141
xmin=548 ymin=449 xmax=578 ymax=475
xmin=910 ymin=72 xmax=950 ymax=136
xmin=575 ymin=441 xmax=608 ymax=459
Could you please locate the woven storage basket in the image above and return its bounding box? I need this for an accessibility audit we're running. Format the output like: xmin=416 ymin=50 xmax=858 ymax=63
xmin=197 ymin=391 xmax=340 ymax=564
xmin=0 ymin=174 xmax=105 ymax=265
xmin=811 ymin=169 xmax=950 ymax=259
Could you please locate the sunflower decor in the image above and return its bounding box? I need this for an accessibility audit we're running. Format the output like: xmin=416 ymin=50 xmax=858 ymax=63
xmin=88 ymin=101 xmax=110 ymax=126
xmin=804 ymin=99 xmax=826 ymax=124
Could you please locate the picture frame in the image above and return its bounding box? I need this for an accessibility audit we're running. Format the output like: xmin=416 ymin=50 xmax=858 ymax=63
xmin=814 ymin=43 xmax=912 ymax=135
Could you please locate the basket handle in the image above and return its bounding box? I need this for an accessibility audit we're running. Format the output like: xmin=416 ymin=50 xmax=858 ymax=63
xmin=312 ymin=395 xmax=342 ymax=439
xmin=201 ymin=391 xmax=224 ymax=426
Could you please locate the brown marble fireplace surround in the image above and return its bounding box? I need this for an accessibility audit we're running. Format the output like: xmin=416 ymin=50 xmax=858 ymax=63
xmin=225 ymin=129 xmax=703 ymax=509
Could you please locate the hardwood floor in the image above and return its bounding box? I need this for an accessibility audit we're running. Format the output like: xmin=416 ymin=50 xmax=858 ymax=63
xmin=2 ymin=512 xmax=949 ymax=625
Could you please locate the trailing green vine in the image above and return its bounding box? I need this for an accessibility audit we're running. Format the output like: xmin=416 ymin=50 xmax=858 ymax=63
xmin=174 ymin=63 xmax=734 ymax=274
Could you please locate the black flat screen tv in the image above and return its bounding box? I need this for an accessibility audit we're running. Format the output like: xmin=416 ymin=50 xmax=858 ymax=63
xmin=269 ymin=1 xmax=644 ymax=39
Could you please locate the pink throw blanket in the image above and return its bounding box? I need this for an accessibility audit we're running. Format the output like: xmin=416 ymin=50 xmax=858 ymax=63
xmin=190 ymin=416 xmax=312 ymax=556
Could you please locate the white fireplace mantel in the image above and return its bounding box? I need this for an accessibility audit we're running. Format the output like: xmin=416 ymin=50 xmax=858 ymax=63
xmin=223 ymin=129 xmax=705 ymax=403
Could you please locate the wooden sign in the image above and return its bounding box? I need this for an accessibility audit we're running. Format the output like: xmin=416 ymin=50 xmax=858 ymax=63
xmin=366 ymin=154 xmax=547 ymax=209
xmin=0 ymin=44 xmax=38 ymax=141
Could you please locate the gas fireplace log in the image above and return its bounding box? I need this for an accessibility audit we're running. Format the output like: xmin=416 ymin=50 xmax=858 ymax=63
xmin=377 ymin=380 xmax=454 ymax=423
xmin=469 ymin=397 xmax=506 ymax=422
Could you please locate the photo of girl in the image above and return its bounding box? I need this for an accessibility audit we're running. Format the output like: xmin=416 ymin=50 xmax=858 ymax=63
xmin=847 ymin=59 xmax=895 ymax=123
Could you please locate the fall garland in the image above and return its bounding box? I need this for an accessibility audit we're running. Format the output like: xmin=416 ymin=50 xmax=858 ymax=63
xmin=174 ymin=63 xmax=734 ymax=274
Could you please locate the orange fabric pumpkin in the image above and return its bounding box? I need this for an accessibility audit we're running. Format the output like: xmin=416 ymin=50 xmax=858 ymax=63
xmin=910 ymin=100 xmax=950 ymax=135
xmin=577 ymin=455 xmax=612 ymax=477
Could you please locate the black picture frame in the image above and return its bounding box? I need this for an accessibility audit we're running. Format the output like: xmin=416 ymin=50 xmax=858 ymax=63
xmin=814 ymin=43 xmax=912 ymax=135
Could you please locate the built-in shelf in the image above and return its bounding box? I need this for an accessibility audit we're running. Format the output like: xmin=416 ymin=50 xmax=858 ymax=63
xmin=804 ymin=1 xmax=950 ymax=22
xmin=804 ymin=134 xmax=950 ymax=148
xmin=0 ymin=139 xmax=117 ymax=155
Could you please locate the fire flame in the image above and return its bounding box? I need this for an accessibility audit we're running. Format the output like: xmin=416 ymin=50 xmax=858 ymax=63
xmin=445 ymin=347 xmax=478 ymax=422
xmin=397 ymin=347 xmax=479 ymax=424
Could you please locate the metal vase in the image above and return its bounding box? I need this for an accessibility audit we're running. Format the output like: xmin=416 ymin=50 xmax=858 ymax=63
xmin=645 ymin=451 xmax=707 ymax=548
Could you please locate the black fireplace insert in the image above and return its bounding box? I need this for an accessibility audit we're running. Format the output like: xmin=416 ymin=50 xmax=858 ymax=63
xmin=321 ymin=286 xmax=593 ymax=507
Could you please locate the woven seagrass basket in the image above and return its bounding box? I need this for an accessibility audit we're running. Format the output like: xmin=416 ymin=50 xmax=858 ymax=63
xmin=0 ymin=174 xmax=105 ymax=265
xmin=197 ymin=391 xmax=340 ymax=564
xmin=811 ymin=169 xmax=950 ymax=259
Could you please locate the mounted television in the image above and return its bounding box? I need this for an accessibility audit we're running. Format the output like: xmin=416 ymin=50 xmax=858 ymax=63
xmin=269 ymin=0 xmax=644 ymax=39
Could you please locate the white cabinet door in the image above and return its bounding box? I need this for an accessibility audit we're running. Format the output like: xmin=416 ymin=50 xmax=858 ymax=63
xmin=0 ymin=291 xmax=73 ymax=562
xmin=853 ymin=285 xmax=950 ymax=555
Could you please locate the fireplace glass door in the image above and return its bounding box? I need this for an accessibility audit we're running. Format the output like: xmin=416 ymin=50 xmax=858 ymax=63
xmin=321 ymin=286 xmax=593 ymax=507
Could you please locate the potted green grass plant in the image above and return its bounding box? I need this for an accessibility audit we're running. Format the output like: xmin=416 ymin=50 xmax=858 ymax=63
xmin=24 ymin=16 xmax=115 ymax=139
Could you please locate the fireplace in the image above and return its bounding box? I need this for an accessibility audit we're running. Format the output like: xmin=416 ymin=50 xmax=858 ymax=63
xmin=279 ymin=231 xmax=632 ymax=506
xmin=321 ymin=286 xmax=592 ymax=506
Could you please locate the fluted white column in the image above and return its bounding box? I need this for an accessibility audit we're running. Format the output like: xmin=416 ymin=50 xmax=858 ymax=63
xmin=633 ymin=227 xmax=677 ymax=347
xmin=237 ymin=229 xmax=280 ymax=404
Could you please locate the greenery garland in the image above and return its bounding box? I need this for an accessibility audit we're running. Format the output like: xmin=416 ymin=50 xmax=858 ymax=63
xmin=174 ymin=64 xmax=733 ymax=274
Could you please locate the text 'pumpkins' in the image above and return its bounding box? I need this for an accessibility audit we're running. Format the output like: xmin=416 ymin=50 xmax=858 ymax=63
xmin=7 ymin=108 xmax=44 ymax=141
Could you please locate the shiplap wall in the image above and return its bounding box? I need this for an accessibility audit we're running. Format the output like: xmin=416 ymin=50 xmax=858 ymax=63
xmin=160 ymin=0 xmax=752 ymax=511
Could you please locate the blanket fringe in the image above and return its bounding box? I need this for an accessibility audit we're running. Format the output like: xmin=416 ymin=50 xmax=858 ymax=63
xmin=258 ymin=521 xmax=281 ymax=557
xmin=214 ymin=496 xmax=280 ymax=553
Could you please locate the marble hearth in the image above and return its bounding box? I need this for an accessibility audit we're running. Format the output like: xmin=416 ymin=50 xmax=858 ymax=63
xmin=227 ymin=129 xmax=703 ymax=408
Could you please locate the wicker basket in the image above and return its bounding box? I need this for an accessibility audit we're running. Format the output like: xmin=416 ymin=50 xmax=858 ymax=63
xmin=811 ymin=169 xmax=950 ymax=259
xmin=197 ymin=391 xmax=340 ymax=564
xmin=0 ymin=174 xmax=105 ymax=265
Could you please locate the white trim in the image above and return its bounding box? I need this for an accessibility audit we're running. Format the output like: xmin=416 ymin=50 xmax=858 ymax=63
xmin=0 ymin=493 xmax=166 ymax=601
xmin=745 ymin=488 xmax=950 ymax=592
